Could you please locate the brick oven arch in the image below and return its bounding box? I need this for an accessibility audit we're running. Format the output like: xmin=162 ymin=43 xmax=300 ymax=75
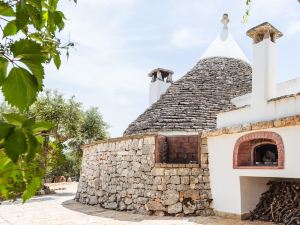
xmin=233 ymin=131 xmax=284 ymax=169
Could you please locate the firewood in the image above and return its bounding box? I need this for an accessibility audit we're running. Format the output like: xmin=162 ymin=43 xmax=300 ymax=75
xmin=249 ymin=181 xmax=300 ymax=225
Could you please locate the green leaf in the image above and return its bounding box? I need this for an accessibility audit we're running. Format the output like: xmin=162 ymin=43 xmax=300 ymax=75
xmin=22 ymin=177 xmax=41 ymax=202
xmin=4 ymin=129 xmax=27 ymax=163
xmin=27 ymin=0 xmax=42 ymax=10
xmin=11 ymin=39 xmax=46 ymax=63
xmin=20 ymin=59 xmax=44 ymax=90
xmin=0 ymin=122 xmax=15 ymax=140
xmin=47 ymin=10 xmax=56 ymax=34
xmin=54 ymin=11 xmax=64 ymax=31
xmin=31 ymin=121 xmax=53 ymax=133
xmin=16 ymin=2 xmax=29 ymax=30
xmin=3 ymin=113 xmax=27 ymax=126
xmin=26 ymin=4 xmax=43 ymax=30
xmin=0 ymin=57 xmax=8 ymax=84
xmin=25 ymin=131 xmax=39 ymax=161
xmin=53 ymin=53 xmax=61 ymax=69
xmin=2 ymin=67 xmax=39 ymax=110
xmin=0 ymin=3 xmax=14 ymax=17
xmin=48 ymin=0 xmax=59 ymax=10
xmin=22 ymin=118 xmax=35 ymax=129
xmin=3 ymin=21 xmax=18 ymax=37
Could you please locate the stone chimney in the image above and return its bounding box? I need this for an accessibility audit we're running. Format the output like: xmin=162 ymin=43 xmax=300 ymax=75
xmin=148 ymin=68 xmax=173 ymax=105
xmin=247 ymin=22 xmax=283 ymax=109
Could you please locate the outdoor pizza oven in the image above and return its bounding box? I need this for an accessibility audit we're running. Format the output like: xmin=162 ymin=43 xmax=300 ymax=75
xmin=233 ymin=131 xmax=284 ymax=169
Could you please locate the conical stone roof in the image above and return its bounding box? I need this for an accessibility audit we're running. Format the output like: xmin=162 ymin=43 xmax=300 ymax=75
xmin=124 ymin=14 xmax=252 ymax=136
xmin=124 ymin=57 xmax=252 ymax=135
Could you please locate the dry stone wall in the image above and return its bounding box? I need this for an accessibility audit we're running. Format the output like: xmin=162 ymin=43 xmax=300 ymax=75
xmin=75 ymin=134 xmax=213 ymax=216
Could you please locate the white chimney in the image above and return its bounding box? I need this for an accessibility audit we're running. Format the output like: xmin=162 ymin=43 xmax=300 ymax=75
xmin=148 ymin=68 xmax=173 ymax=105
xmin=247 ymin=22 xmax=283 ymax=109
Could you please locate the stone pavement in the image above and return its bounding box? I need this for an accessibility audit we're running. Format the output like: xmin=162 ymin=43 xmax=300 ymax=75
xmin=0 ymin=183 xmax=276 ymax=225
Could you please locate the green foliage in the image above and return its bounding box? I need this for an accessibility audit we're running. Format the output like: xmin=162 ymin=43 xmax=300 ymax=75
xmin=0 ymin=89 xmax=108 ymax=201
xmin=243 ymin=0 xmax=251 ymax=23
xmin=29 ymin=90 xmax=108 ymax=180
xmin=0 ymin=113 xmax=51 ymax=201
xmin=81 ymin=107 xmax=108 ymax=143
xmin=0 ymin=0 xmax=76 ymax=202
xmin=0 ymin=0 xmax=74 ymax=111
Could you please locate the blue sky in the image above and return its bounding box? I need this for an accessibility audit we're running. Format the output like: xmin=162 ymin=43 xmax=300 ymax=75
xmin=44 ymin=0 xmax=300 ymax=137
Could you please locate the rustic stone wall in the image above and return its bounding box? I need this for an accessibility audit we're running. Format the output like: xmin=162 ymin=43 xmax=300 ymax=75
xmin=75 ymin=134 xmax=213 ymax=216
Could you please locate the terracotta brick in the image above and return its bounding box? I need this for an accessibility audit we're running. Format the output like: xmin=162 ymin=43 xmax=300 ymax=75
xmin=233 ymin=131 xmax=284 ymax=169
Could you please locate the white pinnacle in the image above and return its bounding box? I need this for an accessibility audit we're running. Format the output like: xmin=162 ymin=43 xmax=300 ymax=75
xmin=200 ymin=14 xmax=249 ymax=63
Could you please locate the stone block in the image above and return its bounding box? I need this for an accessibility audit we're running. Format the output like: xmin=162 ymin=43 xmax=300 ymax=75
xmin=190 ymin=183 xmax=196 ymax=190
xmin=117 ymin=151 xmax=129 ymax=156
xmin=93 ymin=178 xmax=100 ymax=189
xmin=190 ymin=176 xmax=199 ymax=184
xmin=131 ymin=139 xmax=139 ymax=150
xmin=251 ymin=121 xmax=273 ymax=130
xmin=201 ymin=154 xmax=208 ymax=164
xmin=157 ymin=184 xmax=166 ymax=191
xmin=203 ymin=176 xmax=210 ymax=183
xmin=135 ymin=197 xmax=148 ymax=204
xmin=89 ymin=196 xmax=98 ymax=205
xmin=184 ymin=190 xmax=200 ymax=200
xmin=183 ymin=201 xmax=196 ymax=214
xmin=145 ymin=200 xmax=166 ymax=211
xmin=161 ymin=190 xmax=179 ymax=206
xmin=170 ymin=176 xmax=180 ymax=184
xmin=151 ymin=168 xmax=164 ymax=176
xmin=191 ymin=168 xmax=201 ymax=176
xmin=144 ymin=137 xmax=155 ymax=145
xmin=164 ymin=169 xmax=177 ymax=176
xmin=201 ymin=144 xmax=208 ymax=153
xmin=153 ymin=211 xmax=165 ymax=216
xmin=153 ymin=177 xmax=162 ymax=185
xmin=178 ymin=168 xmax=191 ymax=176
xmin=201 ymin=138 xmax=207 ymax=145
xmin=124 ymin=197 xmax=133 ymax=205
xmin=181 ymin=176 xmax=189 ymax=184
xmin=274 ymin=117 xmax=296 ymax=127
xmin=119 ymin=201 xmax=126 ymax=210
xmin=138 ymin=139 xmax=143 ymax=149
xmin=104 ymin=202 xmax=117 ymax=209
xmin=132 ymin=162 xmax=141 ymax=171
xmin=167 ymin=203 xmax=182 ymax=214
xmin=142 ymin=144 xmax=155 ymax=155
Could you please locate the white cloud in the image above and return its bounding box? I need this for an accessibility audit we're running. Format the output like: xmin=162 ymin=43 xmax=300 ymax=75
xmin=286 ymin=21 xmax=300 ymax=37
xmin=171 ymin=28 xmax=208 ymax=49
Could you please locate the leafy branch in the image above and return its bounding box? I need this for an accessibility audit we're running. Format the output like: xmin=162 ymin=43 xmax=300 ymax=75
xmin=0 ymin=0 xmax=75 ymax=202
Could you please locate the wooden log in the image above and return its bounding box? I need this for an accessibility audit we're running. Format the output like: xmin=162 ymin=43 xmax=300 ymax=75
xmin=249 ymin=181 xmax=300 ymax=225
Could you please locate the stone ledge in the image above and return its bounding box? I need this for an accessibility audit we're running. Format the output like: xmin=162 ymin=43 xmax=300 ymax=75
xmin=268 ymin=91 xmax=300 ymax=102
xmin=233 ymin=166 xmax=284 ymax=170
xmin=82 ymin=133 xmax=158 ymax=149
xmin=202 ymin=115 xmax=300 ymax=138
xmin=155 ymin=163 xmax=200 ymax=168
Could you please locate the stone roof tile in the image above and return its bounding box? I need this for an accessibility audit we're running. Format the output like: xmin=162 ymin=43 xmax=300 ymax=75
xmin=124 ymin=57 xmax=252 ymax=136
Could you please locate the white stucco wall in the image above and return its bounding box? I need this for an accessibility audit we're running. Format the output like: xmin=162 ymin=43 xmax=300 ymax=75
xmin=218 ymin=95 xmax=300 ymax=128
xmin=231 ymin=77 xmax=300 ymax=107
xmin=208 ymin=126 xmax=300 ymax=215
